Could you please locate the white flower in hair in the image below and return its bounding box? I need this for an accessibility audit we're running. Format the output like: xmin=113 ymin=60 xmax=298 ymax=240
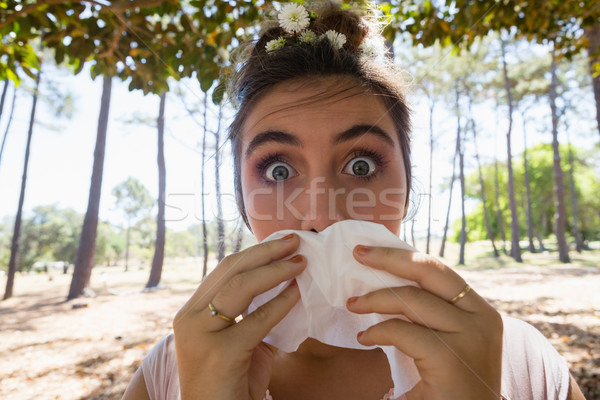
xmin=278 ymin=3 xmax=310 ymax=34
xmin=299 ymin=29 xmax=317 ymax=44
xmin=322 ymin=30 xmax=347 ymax=50
xmin=360 ymin=37 xmax=384 ymax=57
xmin=265 ymin=37 xmax=286 ymax=52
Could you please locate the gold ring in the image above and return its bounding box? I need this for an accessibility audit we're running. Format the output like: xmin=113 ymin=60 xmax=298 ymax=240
xmin=448 ymin=284 xmax=471 ymax=305
xmin=208 ymin=302 xmax=235 ymax=323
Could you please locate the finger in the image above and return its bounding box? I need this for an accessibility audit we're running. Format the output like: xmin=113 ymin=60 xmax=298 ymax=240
xmin=208 ymin=255 xmax=306 ymax=330
xmin=357 ymin=318 xmax=440 ymax=361
xmin=347 ymin=285 xmax=468 ymax=332
xmin=353 ymin=246 xmax=479 ymax=312
xmin=232 ymin=281 xmax=301 ymax=345
xmin=174 ymin=234 xmax=300 ymax=325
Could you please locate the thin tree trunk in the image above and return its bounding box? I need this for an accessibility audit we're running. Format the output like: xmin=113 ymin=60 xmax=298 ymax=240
xmin=439 ymin=140 xmax=458 ymax=258
xmin=67 ymin=75 xmax=112 ymax=300
xmin=494 ymin=159 xmax=507 ymax=254
xmin=232 ymin=222 xmax=244 ymax=254
xmin=201 ymin=93 xmax=209 ymax=279
xmin=501 ymin=39 xmax=522 ymax=262
xmin=471 ymin=119 xmax=499 ymax=257
xmin=521 ymin=111 xmax=536 ymax=253
xmin=466 ymin=85 xmax=498 ymax=257
xmin=124 ymin=223 xmax=130 ymax=271
xmin=410 ymin=218 xmax=416 ymax=249
xmin=147 ymin=93 xmax=167 ymax=288
xmin=540 ymin=212 xmax=549 ymax=250
xmin=0 ymin=85 xmax=16 ymax=167
xmin=586 ymin=25 xmax=600 ymax=139
xmin=426 ymin=101 xmax=434 ymax=254
xmin=214 ymin=105 xmax=226 ymax=263
xmin=0 ymin=79 xmax=8 ymax=121
xmin=535 ymin=227 xmax=546 ymax=252
xmin=549 ymin=48 xmax=571 ymax=263
xmin=3 ymin=71 xmax=40 ymax=300
xmin=456 ymin=86 xmax=467 ymax=265
xmin=566 ymin=132 xmax=585 ymax=252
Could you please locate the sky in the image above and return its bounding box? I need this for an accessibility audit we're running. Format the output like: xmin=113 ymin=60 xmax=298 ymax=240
xmin=0 ymin=55 xmax=596 ymax=245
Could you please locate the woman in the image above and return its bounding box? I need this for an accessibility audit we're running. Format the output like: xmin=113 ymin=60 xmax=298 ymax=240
xmin=122 ymin=2 xmax=585 ymax=399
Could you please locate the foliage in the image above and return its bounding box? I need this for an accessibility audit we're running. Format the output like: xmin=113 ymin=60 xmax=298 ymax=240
xmin=396 ymin=0 xmax=596 ymax=57
xmin=454 ymin=143 xmax=600 ymax=242
xmin=112 ymin=177 xmax=154 ymax=223
xmin=0 ymin=205 xmax=124 ymax=271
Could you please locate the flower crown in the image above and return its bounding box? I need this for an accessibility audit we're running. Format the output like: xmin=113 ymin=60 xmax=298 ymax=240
xmin=264 ymin=3 xmax=383 ymax=57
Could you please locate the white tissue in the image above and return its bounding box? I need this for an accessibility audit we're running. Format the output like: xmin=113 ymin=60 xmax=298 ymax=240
xmin=248 ymin=220 xmax=421 ymax=397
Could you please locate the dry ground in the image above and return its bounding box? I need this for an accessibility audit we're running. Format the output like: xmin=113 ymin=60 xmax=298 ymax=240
xmin=1 ymin=243 xmax=599 ymax=400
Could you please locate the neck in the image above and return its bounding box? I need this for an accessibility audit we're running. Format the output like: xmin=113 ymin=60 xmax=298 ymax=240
xmin=292 ymin=337 xmax=351 ymax=359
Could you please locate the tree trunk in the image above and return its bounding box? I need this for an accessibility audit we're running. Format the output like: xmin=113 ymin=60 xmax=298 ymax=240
xmin=124 ymin=223 xmax=130 ymax=271
xmin=494 ymin=159 xmax=507 ymax=254
xmin=549 ymin=49 xmax=571 ymax=263
xmin=0 ymin=84 xmax=16 ymax=167
xmin=232 ymin=222 xmax=244 ymax=254
xmin=535 ymin=227 xmax=546 ymax=252
xmin=0 ymin=79 xmax=8 ymax=121
xmin=586 ymin=25 xmax=600 ymax=139
xmin=439 ymin=140 xmax=458 ymax=258
xmin=501 ymin=39 xmax=522 ymax=262
xmin=67 ymin=75 xmax=112 ymax=300
xmin=521 ymin=111 xmax=536 ymax=253
xmin=426 ymin=101 xmax=434 ymax=254
xmin=147 ymin=93 xmax=167 ymax=288
xmin=201 ymin=93 xmax=209 ymax=279
xmin=456 ymin=87 xmax=467 ymax=265
xmin=566 ymin=133 xmax=585 ymax=252
xmin=471 ymin=118 xmax=499 ymax=257
xmin=3 ymin=71 xmax=40 ymax=301
xmin=410 ymin=218 xmax=416 ymax=249
xmin=214 ymin=105 xmax=226 ymax=263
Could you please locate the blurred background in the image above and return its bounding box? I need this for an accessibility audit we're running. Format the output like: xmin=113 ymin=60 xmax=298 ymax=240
xmin=0 ymin=1 xmax=598 ymax=399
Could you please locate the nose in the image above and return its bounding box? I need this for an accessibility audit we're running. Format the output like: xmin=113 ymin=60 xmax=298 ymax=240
xmin=299 ymin=176 xmax=347 ymax=232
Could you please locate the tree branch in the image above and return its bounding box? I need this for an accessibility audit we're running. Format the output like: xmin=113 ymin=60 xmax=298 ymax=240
xmin=97 ymin=22 xmax=126 ymax=58
xmin=0 ymin=0 xmax=68 ymax=30
xmin=0 ymin=0 xmax=170 ymax=30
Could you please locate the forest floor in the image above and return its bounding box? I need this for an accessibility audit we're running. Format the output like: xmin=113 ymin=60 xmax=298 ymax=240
xmin=1 ymin=241 xmax=599 ymax=400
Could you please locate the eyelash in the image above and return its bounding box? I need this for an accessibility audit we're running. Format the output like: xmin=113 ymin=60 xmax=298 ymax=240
xmin=346 ymin=148 xmax=387 ymax=182
xmin=255 ymin=148 xmax=388 ymax=183
xmin=255 ymin=153 xmax=292 ymax=183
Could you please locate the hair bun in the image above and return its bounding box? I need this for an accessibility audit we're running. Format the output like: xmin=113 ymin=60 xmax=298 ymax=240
xmin=313 ymin=2 xmax=369 ymax=51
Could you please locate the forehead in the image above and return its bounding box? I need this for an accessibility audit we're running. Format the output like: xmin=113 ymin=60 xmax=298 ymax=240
xmin=241 ymin=77 xmax=396 ymax=143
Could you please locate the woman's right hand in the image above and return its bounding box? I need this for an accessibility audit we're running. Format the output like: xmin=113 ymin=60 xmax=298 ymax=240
xmin=172 ymin=233 xmax=305 ymax=400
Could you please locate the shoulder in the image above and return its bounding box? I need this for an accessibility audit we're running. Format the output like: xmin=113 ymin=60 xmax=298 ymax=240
xmin=501 ymin=316 xmax=570 ymax=400
xmin=140 ymin=333 xmax=181 ymax=400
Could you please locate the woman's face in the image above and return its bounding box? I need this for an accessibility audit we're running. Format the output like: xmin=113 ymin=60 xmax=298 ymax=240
xmin=240 ymin=78 xmax=409 ymax=242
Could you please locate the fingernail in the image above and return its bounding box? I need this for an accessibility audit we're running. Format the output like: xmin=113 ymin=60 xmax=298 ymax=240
xmin=347 ymin=296 xmax=358 ymax=307
xmin=282 ymin=233 xmax=295 ymax=241
xmin=289 ymin=254 xmax=303 ymax=263
xmin=357 ymin=331 xmax=364 ymax=341
xmin=355 ymin=245 xmax=371 ymax=257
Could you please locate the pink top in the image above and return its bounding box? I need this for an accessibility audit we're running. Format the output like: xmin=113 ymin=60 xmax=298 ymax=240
xmin=141 ymin=316 xmax=570 ymax=400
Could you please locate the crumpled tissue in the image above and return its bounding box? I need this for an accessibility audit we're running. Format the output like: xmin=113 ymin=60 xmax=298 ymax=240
xmin=248 ymin=220 xmax=421 ymax=397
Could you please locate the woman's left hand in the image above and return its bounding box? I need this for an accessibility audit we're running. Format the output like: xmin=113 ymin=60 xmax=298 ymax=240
xmin=346 ymin=245 xmax=503 ymax=400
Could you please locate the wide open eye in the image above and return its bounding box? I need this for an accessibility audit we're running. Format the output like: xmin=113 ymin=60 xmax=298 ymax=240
xmin=343 ymin=157 xmax=377 ymax=178
xmin=265 ymin=162 xmax=297 ymax=182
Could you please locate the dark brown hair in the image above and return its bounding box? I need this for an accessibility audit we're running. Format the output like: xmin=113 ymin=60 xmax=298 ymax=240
xmin=227 ymin=2 xmax=412 ymax=230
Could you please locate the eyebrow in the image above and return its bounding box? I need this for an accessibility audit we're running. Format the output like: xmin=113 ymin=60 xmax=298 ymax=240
xmin=332 ymin=124 xmax=395 ymax=147
xmin=244 ymin=130 xmax=302 ymax=158
xmin=244 ymin=124 xmax=395 ymax=158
